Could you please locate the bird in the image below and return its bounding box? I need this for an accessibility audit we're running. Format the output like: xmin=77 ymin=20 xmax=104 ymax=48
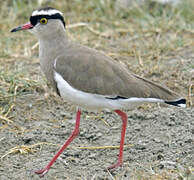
xmin=11 ymin=7 xmax=186 ymax=177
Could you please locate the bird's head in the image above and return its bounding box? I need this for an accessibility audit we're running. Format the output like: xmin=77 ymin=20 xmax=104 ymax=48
xmin=11 ymin=7 xmax=66 ymax=38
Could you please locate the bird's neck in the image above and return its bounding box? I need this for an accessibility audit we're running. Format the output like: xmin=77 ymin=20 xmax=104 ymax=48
xmin=39 ymin=28 xmax=71 ymax=60
xmin=38 ymin=28 xmax=71 ymax=87
xmin=40 ymin=28 xmax=69 ymax=48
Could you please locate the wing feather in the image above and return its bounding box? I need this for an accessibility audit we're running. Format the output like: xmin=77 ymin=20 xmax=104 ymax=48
xmin=54 ymin=45 xmax=180 ymax=101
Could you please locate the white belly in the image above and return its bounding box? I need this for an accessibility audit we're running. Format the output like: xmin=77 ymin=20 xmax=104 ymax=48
xmin=54 ymin=71 xmax=164 ymax=110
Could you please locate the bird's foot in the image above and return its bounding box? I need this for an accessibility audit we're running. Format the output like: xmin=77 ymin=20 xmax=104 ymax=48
xmin=34 ymin=168 xmax=49 ymax=178
xmin=108 ymin=161 xmax=122 ymax=171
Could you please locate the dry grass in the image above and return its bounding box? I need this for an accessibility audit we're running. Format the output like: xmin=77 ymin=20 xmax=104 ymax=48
xmin=0 ymin=0 xmax=193 ymax=179
xmin=1 ymin=142 xmax=133 ymax=159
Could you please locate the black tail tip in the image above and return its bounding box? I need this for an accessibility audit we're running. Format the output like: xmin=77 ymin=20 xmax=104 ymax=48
xmin=165 ymin=98 xmax=186 ymax=107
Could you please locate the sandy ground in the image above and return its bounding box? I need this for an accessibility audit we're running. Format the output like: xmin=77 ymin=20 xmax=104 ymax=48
xmin=0 ymin=90 xmax=193 ymax=179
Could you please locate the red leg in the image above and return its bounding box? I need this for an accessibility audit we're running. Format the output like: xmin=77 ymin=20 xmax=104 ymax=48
xmin=35 ymin=109 xmax=81 ymax=177
xmin=108 ymin=110 xmax=127 ymax=170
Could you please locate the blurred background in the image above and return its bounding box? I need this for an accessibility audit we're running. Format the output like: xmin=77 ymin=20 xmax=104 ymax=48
xmin=0 ymin=0 xmax=193 ymax=179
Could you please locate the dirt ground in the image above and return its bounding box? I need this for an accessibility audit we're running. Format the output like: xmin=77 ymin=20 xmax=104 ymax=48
xmin=0 ymin=94 xmax=193 ymax=179
xmin=0 ymin=53 xmax=194 ymax=179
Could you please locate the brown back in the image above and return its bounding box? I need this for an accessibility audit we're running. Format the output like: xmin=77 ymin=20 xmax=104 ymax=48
xmin=55 ymin=43 xmax=180 ymax=101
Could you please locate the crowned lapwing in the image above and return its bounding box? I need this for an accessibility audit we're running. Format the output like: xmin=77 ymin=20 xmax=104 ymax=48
xmin=11 ymin=7 xmax=186 ymax=177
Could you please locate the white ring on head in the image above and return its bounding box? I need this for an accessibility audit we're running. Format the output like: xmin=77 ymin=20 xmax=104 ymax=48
xmin=32 ymin=9 xmax=63 ymax=16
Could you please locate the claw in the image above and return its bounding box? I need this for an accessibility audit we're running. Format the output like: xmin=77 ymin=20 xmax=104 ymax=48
xmin=34 ymin=168 xmax=48 ymax=178
xmin=107 ymin=161 xmax=122 ymax=171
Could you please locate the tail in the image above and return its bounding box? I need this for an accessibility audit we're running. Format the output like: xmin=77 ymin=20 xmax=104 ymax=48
xmin=165 ymin=98 xmax=186 ymax=108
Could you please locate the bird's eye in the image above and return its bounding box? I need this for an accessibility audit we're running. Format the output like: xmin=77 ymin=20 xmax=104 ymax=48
xmin=40 ymin=18 xmax=47 ymax=24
